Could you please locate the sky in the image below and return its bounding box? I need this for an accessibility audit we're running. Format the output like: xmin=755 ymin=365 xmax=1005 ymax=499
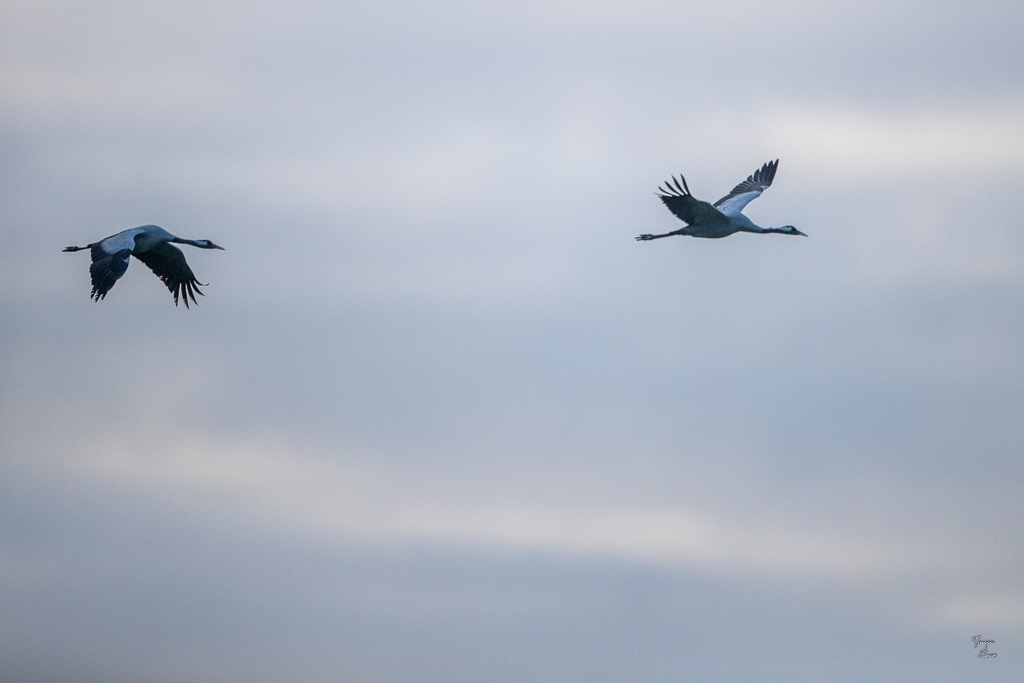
xmin=1 ymin=0 xmax=1023 ymax=681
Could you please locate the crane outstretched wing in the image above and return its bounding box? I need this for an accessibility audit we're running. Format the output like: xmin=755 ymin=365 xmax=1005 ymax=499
xmin=133 ymin=242 xmax=206 ymax=308
xmin=713 ymin=160 xmax=778 ymax=216
xmin=657 ymin=175 xmax=728 ymax=226
xmin=88 ymin=245 xmax=132 ymax=301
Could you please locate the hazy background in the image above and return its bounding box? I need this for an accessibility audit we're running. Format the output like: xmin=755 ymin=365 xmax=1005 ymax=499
xmin=1 ymin=1 xmax=1022 ymax=681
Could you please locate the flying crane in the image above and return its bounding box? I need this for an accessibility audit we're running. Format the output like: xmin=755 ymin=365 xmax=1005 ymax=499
xmin=636 ymin=160 xmax=805 ymax=241
xmin=64 ymin=225 xmax=224 ymax=307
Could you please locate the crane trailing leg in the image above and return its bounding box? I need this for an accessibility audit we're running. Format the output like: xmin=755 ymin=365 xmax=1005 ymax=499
xmin=636 ymin=229 xmax=689 ymax=241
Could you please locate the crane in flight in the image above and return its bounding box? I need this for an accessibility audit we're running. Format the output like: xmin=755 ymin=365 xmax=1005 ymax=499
xmin=64 ymin=225 xmax=224 ymax=307
xmin=636 ymin=160 xmax=805 ymax=241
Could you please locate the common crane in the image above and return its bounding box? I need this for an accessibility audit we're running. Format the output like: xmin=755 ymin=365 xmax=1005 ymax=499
xmin=64 ymin=225 xmax=224 ymax=307
xmin=636 ymin=160 xmax=805 ymax=241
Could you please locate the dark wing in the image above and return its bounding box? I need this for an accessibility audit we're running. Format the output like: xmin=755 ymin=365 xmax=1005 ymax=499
xmin=657 ymin=175 xmax=728 ymax=226
xmin=89 ymin=245 xmax=132 ymax=301
xmin=133 ymin=242 xmax=206 ymax=308
xmin=713 ymin=160 xmax=778 ymax=216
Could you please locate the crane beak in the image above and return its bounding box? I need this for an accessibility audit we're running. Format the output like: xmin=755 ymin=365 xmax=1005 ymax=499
xmin=792 ymin=227 xmax=808 ymax=237
xmin=210 ymin=242 xmax=225 ymax=250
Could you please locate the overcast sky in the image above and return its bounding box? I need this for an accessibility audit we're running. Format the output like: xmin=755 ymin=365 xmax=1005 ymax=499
xmin=1 ymin=1 xmax=1023 ymax=681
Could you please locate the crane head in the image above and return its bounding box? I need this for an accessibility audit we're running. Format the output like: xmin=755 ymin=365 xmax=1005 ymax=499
xmin=777 ymin=226 xmax=807 ymax=237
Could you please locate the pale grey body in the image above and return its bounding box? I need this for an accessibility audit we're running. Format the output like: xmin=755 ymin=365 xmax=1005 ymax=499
xmin=64 ymin=224 xmax=224 ymax=307
xmin=636 ymin=160 xmax=805 ymax=241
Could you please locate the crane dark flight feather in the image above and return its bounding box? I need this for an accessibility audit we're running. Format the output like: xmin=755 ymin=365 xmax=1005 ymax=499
xmin=133 ymin=242 xmax=206 ymax=308
xmin=656 ymin=174 xmax=729 ymax=227
xmin=88 ymin=246 xmax=132 ymax=301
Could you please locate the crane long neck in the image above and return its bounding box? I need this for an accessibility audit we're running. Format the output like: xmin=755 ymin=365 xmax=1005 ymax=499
xmin=735 ymin=220 xmax=789 ymax=234
xmin=733 ymin=216 xmax=770 ymax=233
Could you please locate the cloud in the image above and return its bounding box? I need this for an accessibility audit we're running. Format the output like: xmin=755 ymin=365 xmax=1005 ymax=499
xmin=4 ymin=1 xmax=1024 ymax=680
xmin=766 ymin=104 xmax=1024 ymax=176
xmin=71 ymin=433 xmax=933 ymax=578
xmin=943 ymin=595 xmax=1024 ymax=628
